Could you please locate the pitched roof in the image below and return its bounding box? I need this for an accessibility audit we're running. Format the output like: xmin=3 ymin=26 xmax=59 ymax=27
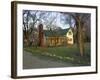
xmin=44 ymin=28 xmax=71 ymax=37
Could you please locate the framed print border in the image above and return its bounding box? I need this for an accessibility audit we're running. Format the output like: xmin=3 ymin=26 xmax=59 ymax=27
xmin=11 ymin=1 xmax=98 ymax=79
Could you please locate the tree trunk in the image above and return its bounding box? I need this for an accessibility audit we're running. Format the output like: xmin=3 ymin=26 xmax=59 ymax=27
xmin=77 ymin=21 xmax=84 ymax=56
xmin=38 ymin=24 xmax=45 ymax=47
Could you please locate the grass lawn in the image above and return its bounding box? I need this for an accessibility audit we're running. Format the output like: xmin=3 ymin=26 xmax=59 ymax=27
xmin=24 ymin=43 xmax=91 ymax=66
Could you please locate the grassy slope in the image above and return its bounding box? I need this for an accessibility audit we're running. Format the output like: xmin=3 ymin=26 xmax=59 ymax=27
xmin=24 ymin=43 xmax=90 ymax=66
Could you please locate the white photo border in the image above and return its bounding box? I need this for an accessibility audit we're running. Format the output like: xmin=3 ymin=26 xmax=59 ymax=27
xmin=11 ymin=1 xmax=97 ymax=78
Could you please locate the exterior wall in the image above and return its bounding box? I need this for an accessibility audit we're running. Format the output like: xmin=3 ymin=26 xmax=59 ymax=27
xmin=45 ymin=29 xmax=74 ymax=47
xmin=66 ymin=29 xmax=74 ymax=45
xmin=46 ymin=37 xmax=67 ymax=47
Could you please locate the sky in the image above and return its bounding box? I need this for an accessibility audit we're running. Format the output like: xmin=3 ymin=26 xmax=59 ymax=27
xmin=23 ymin=10 xmax=75 ymax=30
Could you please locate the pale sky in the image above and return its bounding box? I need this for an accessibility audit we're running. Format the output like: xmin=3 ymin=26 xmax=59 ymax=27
xmin=23 ymin=10 xmax=75 ymax=30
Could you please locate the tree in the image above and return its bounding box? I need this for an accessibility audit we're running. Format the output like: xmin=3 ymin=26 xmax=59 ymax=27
xmin=71 ymin=13 xmax=90 ymax=56
xmin=23 ymin=10 xmax=31 ymax=46
xmin=23 ymin=10 xmax=47 ymax=46
xmin=60 ymin=12 xmax=90 ymax=56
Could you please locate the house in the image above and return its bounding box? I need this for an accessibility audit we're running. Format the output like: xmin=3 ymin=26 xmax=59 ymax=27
xmin=44 ymin=28 xmax=74 ymax=47
xmin=66 ymin=28 xmax=74 ymax=45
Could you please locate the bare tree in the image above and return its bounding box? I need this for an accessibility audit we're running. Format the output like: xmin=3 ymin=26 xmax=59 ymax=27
xmin=23 ymin=10 xmax=31 ymax=46
xmin=23 ymin=10 xmax=48 ymax=46
xmin=71 ymin=13 xmax=90 ymax=56
xmin=60 ymin=12 xmax=90 ymax=56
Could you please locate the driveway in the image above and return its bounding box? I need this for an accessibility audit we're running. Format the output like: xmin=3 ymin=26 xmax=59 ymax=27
xmin=23 ymin=51 xmax=74 ymax=69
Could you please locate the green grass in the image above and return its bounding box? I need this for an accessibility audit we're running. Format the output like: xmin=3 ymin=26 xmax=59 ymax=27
xmin=24 ymin=43 xmax=91 ymax=66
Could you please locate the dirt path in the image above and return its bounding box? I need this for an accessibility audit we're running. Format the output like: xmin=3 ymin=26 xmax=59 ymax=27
xmin=23 ymin=51 xmax=74 ymax=69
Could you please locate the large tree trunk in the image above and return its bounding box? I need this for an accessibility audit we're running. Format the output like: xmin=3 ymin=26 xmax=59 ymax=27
xmin=38 ymin=24 xmax=45 ymax=47
xmin=77 ymin=20 xmax=84 ymax=56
